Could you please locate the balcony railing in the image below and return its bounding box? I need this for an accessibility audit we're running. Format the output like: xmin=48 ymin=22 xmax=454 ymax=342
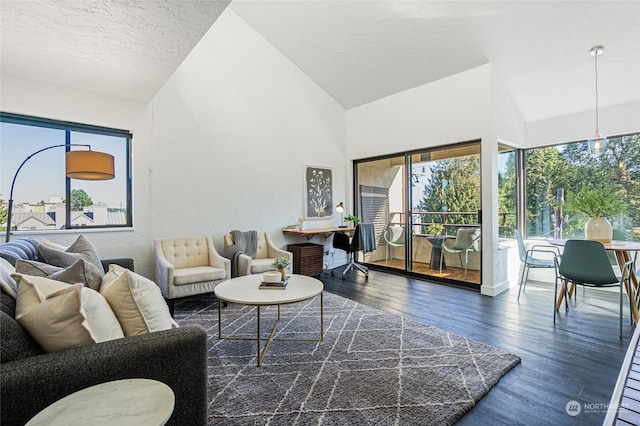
xmin=389 ymin=210 xmax=516 ymax=236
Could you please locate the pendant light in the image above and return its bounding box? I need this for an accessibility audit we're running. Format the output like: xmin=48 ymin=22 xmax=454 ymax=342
xmin=589 ymin=45 xmax=606 ymax=153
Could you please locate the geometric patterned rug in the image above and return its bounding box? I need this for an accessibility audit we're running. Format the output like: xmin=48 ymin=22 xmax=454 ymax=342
xmin=176 ymin=292 xmax=520 ymax=425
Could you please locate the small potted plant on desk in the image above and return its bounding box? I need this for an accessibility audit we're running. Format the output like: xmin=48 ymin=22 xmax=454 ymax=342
xmin=343 ymin=215 xmax=360 ymax=228
xmin=271 ymin=256 xmax=291 ymax=281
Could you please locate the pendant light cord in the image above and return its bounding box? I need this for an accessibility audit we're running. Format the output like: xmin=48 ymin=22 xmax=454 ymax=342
xmin=594 ymin=51 xmax=599 ymax=135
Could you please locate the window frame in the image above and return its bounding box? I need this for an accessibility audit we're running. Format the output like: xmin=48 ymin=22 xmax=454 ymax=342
xmin=1 ymin=112 xmax=133 ymax=232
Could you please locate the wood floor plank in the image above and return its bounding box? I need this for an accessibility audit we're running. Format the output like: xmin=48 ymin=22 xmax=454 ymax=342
xmin=319 ymin=267 xmax=633 ymax=425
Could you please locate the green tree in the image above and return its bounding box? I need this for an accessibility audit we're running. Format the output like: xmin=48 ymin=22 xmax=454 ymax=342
xmin=498 ymin=152 xmax=517 ymax=237
xmin=0 ymin=199 xmax=7 ymax=231
xmin=71 ymin=189 xmax=93 ymax=211
xmin=524 ymin=147 xmax=574 ymax=237
xmin=416 ymin=156 xmax=480 ymax=235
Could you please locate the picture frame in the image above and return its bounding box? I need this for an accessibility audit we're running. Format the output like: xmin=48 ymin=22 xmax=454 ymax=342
xmin=304 ymin=165 xmax=333 ymax=220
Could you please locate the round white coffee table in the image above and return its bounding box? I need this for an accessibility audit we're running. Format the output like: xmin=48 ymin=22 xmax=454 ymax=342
xmin=26 ymin=378 xmax=174 ymax=426
xmin=214 ymin=274 xmax=324 ymax=366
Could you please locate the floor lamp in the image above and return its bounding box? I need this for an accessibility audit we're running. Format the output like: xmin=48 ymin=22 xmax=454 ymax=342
xmin=5 ymin=144 xmax=115 ymax=243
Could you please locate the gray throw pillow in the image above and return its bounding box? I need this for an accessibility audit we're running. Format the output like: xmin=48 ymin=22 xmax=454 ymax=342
xmin=15 ymin=259 xmax=62 ymax=277
xmin=37 ymin=235 xmax=104 ymax=276
xmin=15 ymin=258 xmax=103 ymax=291
xmin=452 ymin=228 xmax=481 ymax=250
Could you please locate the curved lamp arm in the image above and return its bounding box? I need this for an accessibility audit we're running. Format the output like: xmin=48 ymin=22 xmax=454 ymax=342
xmin=5 ymin=144 xmax=114 ymax=243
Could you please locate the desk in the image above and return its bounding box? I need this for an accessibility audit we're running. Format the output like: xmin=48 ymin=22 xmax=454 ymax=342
xmin=550 ymin=239 xmax=640 ymax=323
xmin=283 ymin=226 xmax=354 ymax=240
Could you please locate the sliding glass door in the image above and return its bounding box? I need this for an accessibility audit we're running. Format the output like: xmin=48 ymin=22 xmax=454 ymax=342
xmin=354 ymin=141 xmax=482 ymax=286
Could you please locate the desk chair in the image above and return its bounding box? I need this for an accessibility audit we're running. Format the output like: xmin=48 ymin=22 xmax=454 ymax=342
xmin=332 ymin=224 xmax=375 ymax=280
xmin=554 ymin=239 xmax=634 ymax=337
xmin=516 ymin=230 xmax=559 ymax=301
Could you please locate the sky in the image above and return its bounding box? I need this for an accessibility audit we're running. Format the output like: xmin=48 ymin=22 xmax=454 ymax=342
xmin=1 ymin=122 xmax=128 ymax=208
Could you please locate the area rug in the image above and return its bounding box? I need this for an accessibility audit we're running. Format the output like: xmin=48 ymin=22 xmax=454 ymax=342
xmin=176 ymin=292 xmax=520 ymax=425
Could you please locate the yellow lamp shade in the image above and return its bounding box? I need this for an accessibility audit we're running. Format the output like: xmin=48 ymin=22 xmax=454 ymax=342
xmin=65 ymin=150 xmax=115 ymax=180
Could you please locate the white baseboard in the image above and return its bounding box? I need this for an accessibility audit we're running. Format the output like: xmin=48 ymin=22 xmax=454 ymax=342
xmin=481 ymin=279 xmax=510 ymax=296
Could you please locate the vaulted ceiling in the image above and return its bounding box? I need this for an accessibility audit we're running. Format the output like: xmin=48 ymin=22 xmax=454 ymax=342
xmin=2 ymin=1 xmax=639 ymax=123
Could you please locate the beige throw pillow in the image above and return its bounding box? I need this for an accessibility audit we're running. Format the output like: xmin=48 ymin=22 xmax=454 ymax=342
xmin=14 ymin=275 xmax=124 ymax=353
xmin=101 ymin=265 xmax=177 ymax=336
xmin=37 ymin=235 xmax=104 ymax=276
xmin=15 ymin=258 xmax=103 ymax=291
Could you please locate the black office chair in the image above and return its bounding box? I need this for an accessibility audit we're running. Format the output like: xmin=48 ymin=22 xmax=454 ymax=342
xmin=331 ymin=224 xmax=375 ymax=280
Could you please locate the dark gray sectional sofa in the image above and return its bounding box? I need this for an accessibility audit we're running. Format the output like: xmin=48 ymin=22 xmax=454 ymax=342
xmin=0 ymin=239 xmax=208 ymax=425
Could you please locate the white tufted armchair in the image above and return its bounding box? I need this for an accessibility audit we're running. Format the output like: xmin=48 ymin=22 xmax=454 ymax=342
xmin=154 ymin=236 xmax=230 ymax=315
xmin=223 ymin=231 xmax=292 ymax=277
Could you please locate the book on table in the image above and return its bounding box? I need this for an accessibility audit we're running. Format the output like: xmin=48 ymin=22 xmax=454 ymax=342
xmin=259 ymin=276 xmax=290 ymax=289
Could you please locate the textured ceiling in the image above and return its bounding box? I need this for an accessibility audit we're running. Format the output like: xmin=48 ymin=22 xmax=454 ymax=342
xmin=231 ymin=1 xmax=640 ymax=122
xmin=0 ymin=0 xmax=230 ymax=102
xmin=1 ymin=1 xmax=639 ymax=123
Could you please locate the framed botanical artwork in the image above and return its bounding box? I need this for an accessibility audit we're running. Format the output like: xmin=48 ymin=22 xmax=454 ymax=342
xmin=304 ymin=165 xmax=333 ymax=220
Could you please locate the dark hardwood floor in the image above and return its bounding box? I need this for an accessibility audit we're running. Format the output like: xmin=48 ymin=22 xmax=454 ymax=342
xmin=319 ymin=267 xmax=635 ymax=425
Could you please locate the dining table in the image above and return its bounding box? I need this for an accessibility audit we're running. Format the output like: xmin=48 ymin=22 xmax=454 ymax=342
xmin=549 ymin=239 xmax=640 ymax=324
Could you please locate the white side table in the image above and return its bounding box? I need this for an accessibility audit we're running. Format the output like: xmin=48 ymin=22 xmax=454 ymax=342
xmin=26 ymin=378 xmax=175 ymax=426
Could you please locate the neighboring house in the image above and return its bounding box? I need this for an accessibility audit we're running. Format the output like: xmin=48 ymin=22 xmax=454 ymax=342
xmin=11 ymin=212 xmax=57 ymax=231
xmin=9 ymin=204 xmax=125 ymax=231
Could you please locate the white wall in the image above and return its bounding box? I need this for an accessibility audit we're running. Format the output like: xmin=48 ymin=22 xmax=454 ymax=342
xmin=526 ymin=101 xmax=640 ymax=147
xmin=0 ymin=76 xmax=155 ymax=276
xmin=347 ymin=65 xmax=508 ymax=294
xmin=347 ymin=65 xmax=492 ymax=159
xmin=150 ymin=10 xmax=347 ymax=262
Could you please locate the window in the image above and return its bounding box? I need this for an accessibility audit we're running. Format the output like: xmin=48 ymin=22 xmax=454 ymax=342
xmin=523 ymin=133 xmax=640 ymax=241
xmin=1 ymin=113 xmax=132 ymax=234
xmin=498 ymin=146 xmax=517 ymax=238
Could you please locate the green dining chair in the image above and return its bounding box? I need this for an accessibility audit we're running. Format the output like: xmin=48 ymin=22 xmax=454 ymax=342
xmin=554 ymin=239 xmax=634 ymax=337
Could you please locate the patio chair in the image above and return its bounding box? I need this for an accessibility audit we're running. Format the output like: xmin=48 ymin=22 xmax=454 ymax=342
xmin=440 ymin=228 xmax=480 ymax=278
xmin=383 ymin=224 xmax=405 ymax=262
xmin=553 ymin=239 xmax=634 ymax=337
xmin=515 ymin=230 xmax=559 ymax=301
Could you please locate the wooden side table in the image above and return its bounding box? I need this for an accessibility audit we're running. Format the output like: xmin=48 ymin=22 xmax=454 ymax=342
xmin=288 ymin=243 xmax=324 ymax=276
xmin=26 ymin=378 xmax=175 ymax=426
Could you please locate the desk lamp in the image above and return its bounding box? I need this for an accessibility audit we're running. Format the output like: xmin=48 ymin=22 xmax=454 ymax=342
xmin=5 ymin=144 xmax=115 ymax=242
xmin=336 ymin=202 xmax=345 ymax=228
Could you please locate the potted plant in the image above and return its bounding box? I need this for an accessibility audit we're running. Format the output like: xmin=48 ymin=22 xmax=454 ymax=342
xmin=566 ymin=187 xmax=626 ymax=242
xmin=271 ymin=256 xmax=291 ymax=280
xmin=343 ymin=215 xmax=360 ymax=227
xmin=426 ymin=223 xmax=444 ymax=237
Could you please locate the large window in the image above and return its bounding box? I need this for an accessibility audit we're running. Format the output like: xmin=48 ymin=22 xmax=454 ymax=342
xmin=524 ymin=133 xmax=640 ymax=241
xmin=0 ymin=113 xmax=132 ymax=233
